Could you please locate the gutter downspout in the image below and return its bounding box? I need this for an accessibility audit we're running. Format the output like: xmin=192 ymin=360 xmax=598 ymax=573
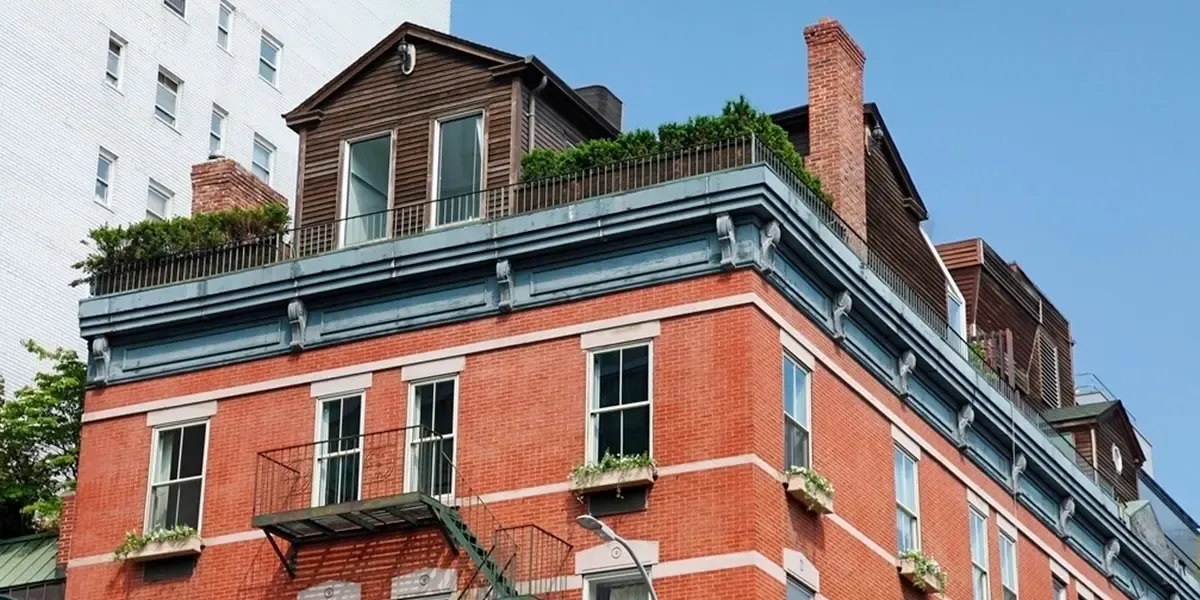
xmin=526 ymin=75 xmax=549 ymax=152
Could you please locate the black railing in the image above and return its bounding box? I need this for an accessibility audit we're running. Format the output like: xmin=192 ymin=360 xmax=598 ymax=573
xmin=253 ymin=425 xmax=570 ymax=598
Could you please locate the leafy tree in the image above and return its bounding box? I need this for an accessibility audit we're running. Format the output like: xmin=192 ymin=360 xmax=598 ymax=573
xmin=0 ymin=341 xmax=84 ymax=536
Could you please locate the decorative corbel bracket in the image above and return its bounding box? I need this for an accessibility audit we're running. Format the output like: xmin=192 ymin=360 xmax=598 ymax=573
xmin=1010 ymin=452 xmax=1027 ymax=489
xmin=91 ymin=336 xmax=111 ymax=385
xmin=896 ymin=350 xmax=916 ymax=396
xmin=497 ymin=259 xmax=514 ymax=312
xmin=1057 ymin=497 xmax=1076 ymax=537
xmin=287 ymin=299 xmax=307 ymax=351
xmin=758 ymin=220 xmax=781 ymax=273
xmin=716 ymin=214 xmax=737 ymax=269
xmin=1103 ymin=539 xmax=1120 ymax=576
xmin=955 ymin=404 xmax=975 ymax=449
xmin=832 ymin=291 xmax=852 ymax=341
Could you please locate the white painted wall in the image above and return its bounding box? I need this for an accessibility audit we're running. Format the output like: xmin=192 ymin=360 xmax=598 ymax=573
xmin=0 ymin=0 xmax=450 ymax=388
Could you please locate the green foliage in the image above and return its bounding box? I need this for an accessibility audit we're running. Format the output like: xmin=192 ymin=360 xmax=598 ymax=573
xmin=570 ymin=452 xmax=656 ymax=486
xmin=0 ymin=341 xmax=85 ymax=535
xmin=113 ymin=525 xmax=198 ymax=559
xmin=72 ymin=203 xmax=290 ymax=279
xmin=900 ymin=549 xmax=948 ymax=592
xmin=967 ymin=341 xmax=999 ymax=385
xmin=783 ymin=465 xmax=835 ymax=499
xmin=520 ymin=97 xmax=829 ymax=203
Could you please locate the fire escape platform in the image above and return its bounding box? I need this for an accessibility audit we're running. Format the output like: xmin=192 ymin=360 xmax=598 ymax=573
xmin=251 ymin=491 xmax=442 ymax=545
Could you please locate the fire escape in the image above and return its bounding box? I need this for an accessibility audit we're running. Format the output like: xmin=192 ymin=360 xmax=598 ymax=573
xmin=251 ymin=426 xmax=571 ymax=599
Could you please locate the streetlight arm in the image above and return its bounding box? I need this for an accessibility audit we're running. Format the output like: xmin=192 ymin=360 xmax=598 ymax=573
xmin=610 ymin=535 xmax=658 ymax=600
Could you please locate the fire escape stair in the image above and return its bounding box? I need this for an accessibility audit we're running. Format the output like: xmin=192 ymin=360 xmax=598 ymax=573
xmin=425 ymin=499 xmax=530 ymax=600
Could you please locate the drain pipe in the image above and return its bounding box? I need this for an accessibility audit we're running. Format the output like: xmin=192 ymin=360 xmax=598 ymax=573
xmin=526 ymin=75 xmax=549 ymax=152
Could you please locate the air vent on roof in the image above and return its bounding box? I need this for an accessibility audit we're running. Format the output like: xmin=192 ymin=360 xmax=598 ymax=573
xmin=574 ymin=85 xmax=623 ymax=131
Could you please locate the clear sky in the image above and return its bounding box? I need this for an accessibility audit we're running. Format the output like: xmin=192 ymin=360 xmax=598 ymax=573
xmin=451 ymin=1 xmax=1200 ymax=516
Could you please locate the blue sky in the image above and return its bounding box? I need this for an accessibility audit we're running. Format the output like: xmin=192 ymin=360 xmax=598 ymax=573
xmin=452 ymin=1 xmax=1200 ymax=515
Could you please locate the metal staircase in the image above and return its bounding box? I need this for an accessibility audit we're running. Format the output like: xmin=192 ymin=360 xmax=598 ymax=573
xmin=251 ymin=426 xmax=570 ymax=599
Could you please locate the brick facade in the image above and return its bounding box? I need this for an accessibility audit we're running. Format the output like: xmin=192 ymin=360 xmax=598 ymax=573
xmin=190 ymin=158 xmax=288 ymax=215
xmin=67 ymin=272 xmax=1128 ymax=599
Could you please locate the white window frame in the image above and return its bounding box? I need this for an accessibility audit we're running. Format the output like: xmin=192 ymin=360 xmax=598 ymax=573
xmin=95 ymin=148 xmax=116 ymax=206
xmin=105 ymin=33 xmax=125 ymax=89
xmin=429 ymin=110 xmax=486 ymax=229
xmin=216 ymin=1 xmax=234 ymax=50
xmin=783 ymin=353 xmax=812 ymax=470
xmin=209 ymin=105 xmax=227 ymax=156
xmin=258 ymin=31 xmax=282 ymax=86
xmin=1052 ymin=577 xmax=1067 ymax=600
xmin=585 ymin=342 xmax=654 ymax=464
xmin=582 ymin=569 xmax=651 ymax=600
xmin=155 ymin=67 xmax=182 ymax=128
xmin=163 ymin=0 xmax=186 ymax=18
xmin=969 ymin=507 xmax=990 ymax=600
xmin=786 ymin=575 xmax=816 ymax=600
xmin=251 ymin=134 xmax=275 ymax=184
xmin=999 ymin=530 xmax=1018 ymax=599
xmin=143 ymin=419 xmax=210 ymax=533
xmin=146 ymin=180 xmax=173 ymax=221
xmin=338 ymin=130 xmax=396 ymax=248
xmin=311 ymin=392 xmax=366 ymax=508
xmin=404 ymin=376 xmax=459 ymax=501
xmin=895 ymin=445 xmax=920 ymax=552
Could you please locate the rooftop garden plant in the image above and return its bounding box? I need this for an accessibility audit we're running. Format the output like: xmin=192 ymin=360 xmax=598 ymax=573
xmin=72 ymin=203 xmax=289 ymax=281
xmin=521 ymin=97 xmax=830 ymax=204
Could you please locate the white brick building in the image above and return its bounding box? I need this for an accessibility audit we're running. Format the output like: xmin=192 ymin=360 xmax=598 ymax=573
xmin=0 ymin=0 xmax=450 ymax=388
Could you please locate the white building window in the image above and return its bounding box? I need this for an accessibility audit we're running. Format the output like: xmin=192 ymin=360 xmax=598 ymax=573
xmin=146 ymin=181 xmax=172 ymax=221
xmin=947 ymin=285 xmax=966 ymax=341
xmin=588 ymin=344 xmax=651 ymax=462
xmin=787 ymin=577 xmax=815 ymax=600
xmin=258 ymin=32 xmax=281 ymax=85
xmin=216 ymin=1 xmax=233 ymax=50
xmin=406 ymin=378 xmax=456 ymax=498
xmin=894 ymin=446 xmax=919 ymax=552
xmin=970 ymin=507 xmax=989 ymax=600
xmin=163 ymin=0 xmax=185 ymax=18
xmin=432 ymin=112 xmax=484 ymax=226
xmin=999 ymin=531 xmax=1018 ymax=600
xmin=209 ymin=105 xmax=227 ymax=155
xmin=783 ymin=354 xmax=811 ymax=470
xmin=251 ymin=135 xmax=274 ymax=183
xmin=105 ymin=34 xmax=125 ymax=88
xmin=146 ymin=421 xmax=207 ymax=531
xmin=584 ymin=570 xmax=650 ymax=600
xmin=95 ymin=149 xmax=116 ymax=204
xmin=155 ymin=68 xmax=181 ymax=127
xmin=1052 ymin=577 xmax=1067 ymax=600
xmin=314 ymin=394 xmax=362 ymax=507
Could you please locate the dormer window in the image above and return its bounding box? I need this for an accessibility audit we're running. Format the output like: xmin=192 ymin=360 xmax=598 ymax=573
xmin=432 ymin=112 xmax=484 ymax=227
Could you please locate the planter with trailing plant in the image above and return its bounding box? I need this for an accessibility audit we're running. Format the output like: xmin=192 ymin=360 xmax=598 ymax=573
xmin=113 ymin=525 xmax=202 ymax=562
xmin=897 ymin=549 xmax=947 ymax=594
xmin=784 ymin=466 xmax=835 ymax=515
xmin=569 ymin=452 xmax=657 ymax=496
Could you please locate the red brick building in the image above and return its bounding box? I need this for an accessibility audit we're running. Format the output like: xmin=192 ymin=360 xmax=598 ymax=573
xmin=62 ymin=18 xmax=1196 ymax=600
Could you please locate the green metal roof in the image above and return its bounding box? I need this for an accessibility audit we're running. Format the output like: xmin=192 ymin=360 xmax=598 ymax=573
xmin=0 ymin=533 xmax=59 ymax=590
xmin=1042 ymin=400 xmax=1117 ymax=424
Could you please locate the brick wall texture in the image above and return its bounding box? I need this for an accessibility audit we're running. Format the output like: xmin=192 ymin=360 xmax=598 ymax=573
xmin=190 ymin=158 xmax=288 ymax=214
xmin=65 ymin=271 xmax=1132 ymax=599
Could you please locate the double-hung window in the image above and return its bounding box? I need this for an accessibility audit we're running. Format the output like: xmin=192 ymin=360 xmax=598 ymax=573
xmin=407 ymin=378 xmax=456 ymax=498
xmin=251 ymin=135 xmax=274 ymax=183
xmin=209 ymin=105 xmax=226 ymax=155
xmin=969 ymin=507 xmax=990 ymax=600
xmin=588 ymin=344 xmax=651 ymax=462
xmin=585 ymin=570 xmax=650 ymax=600
xmin=787 ymin=577 xmax=815 ymax=600
xmin=894 ymin=446 xmax=920 ymax=552
xmin=147 ymin=422 xmax=208 ymax=531
xmin=155 ymin=68 xmax=181 ymax=127
xmin=314 ymin=394 xmax=362 ymax=506
xmin=258 ymin=32 xmax=281 ymax=85
xmin=783 ymin=354 xmax=811 ymax=470
xmin=1052 ymin=577 xmax=1067 ymax=600
xmin=146 ymin=181 xmax=172 ymax=221
xmin=432 ymin=112 xmax=484 ymax=227
xmin=164 ymin=0 xmax=185 ymax=18
xmin=216 ymin=1 xmax=233 ymax=50
xmin=105 ymin=34 xmax=124 ymax=88
xmin=340 ymin=132 xmax=394 ymax=246
xmin=999 ymin=531 xmax=1018 ymax=600
xmin=95 ymin=149 xmax=116 ymax=204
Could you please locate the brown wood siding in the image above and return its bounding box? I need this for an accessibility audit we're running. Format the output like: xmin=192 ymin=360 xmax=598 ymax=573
xmin=946 ymin=265 xmax=980 ymax=328
xmin=532 ymin=93 xmax=588 ymax=150
xmin=864 ymin=149 xmax=948 ymax=322
xmin=1064 ymin=424 xmax=1095 ymax=472
xmin=975 ymin=270 xmax=1039 ymax=383
xmin=936 ymin=239 xmax=982 ymax=270
xmin=296 ymin=39 xmax=517 ymax=228
xmin=1095 ymin=416 xmax=1139 ymax=503
xmin=1041 ymin=301 xmax=1075 ymax=405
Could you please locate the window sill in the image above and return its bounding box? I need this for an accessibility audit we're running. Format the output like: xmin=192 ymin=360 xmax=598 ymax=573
xmin=104 ymin=82 xmax=123 ymax=96
xmin=122 ymin=535 xmax=202 ymax=562
xmin=93 ymin=198 xmax=115 ymax=214
xmin=155 ymin=115 xmax=182 ymax=135
xmin=569 ymin=466 xmax=657 ymax=495
xmin=785 ymin=474 xmax=834 ymax=515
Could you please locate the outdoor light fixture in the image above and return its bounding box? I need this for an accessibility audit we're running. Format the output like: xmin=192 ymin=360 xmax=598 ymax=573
xmin=575 ymin=515 xmax=659 ymax=600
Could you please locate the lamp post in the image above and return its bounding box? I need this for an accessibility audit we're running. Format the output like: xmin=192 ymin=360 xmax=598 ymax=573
xmin=575 ymin=514 xmax=659 ymax=600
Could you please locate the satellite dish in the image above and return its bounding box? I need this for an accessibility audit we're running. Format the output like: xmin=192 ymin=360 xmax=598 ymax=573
xmin=397 ymin=40 xmax=416 ymax=76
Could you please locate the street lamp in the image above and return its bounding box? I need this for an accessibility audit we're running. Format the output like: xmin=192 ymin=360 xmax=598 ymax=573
xmin=575 ymin=514 xmax=659 ymax=600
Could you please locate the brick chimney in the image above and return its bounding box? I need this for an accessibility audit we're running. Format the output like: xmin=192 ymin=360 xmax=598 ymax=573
xmin=804 ymin=17 xmax=867 ymax=242
xmin=190 ymin=157 xmax=288 ymax=214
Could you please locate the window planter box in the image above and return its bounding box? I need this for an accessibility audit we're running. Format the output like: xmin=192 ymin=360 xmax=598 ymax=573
xmin=785 ymin=473 xmax=834 ymax=515
xmin=898 ymin=558 xmax=943 ymax=593
xmin=569 ymin=466 xmax=657 ymax=495
xmin=123 ymin=535 xmax=203 ymax=562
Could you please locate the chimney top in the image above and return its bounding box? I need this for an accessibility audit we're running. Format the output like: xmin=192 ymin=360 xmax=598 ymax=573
xmin=190 ymin=157 xmax=288 ymax=215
